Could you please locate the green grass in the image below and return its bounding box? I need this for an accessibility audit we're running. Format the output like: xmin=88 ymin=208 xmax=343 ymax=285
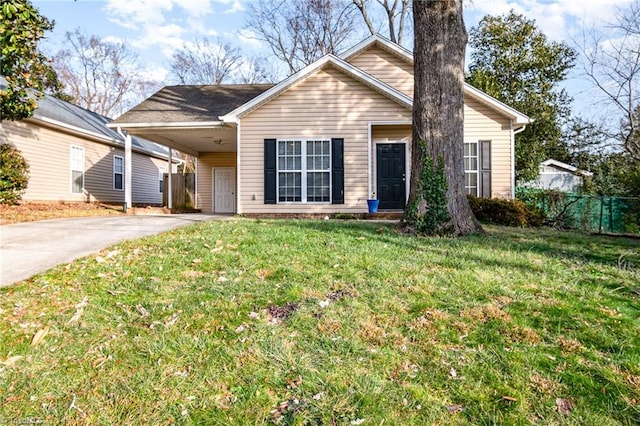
xmin=1 ymin=219 xmax=639 ymax=425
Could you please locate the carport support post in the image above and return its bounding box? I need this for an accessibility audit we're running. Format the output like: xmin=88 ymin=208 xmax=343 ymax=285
xmin=124 ymin=130 xmax=132 ymax=210
xmin=168 ymin=148 xmax=173 ymax=209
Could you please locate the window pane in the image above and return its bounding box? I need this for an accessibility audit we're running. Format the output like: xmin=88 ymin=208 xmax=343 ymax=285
xmin=72 ymin=171 xmax=83 ymax=193
xmin=307 ymin=171 xmax=330 ymax=202
xmin=469 ymin=158 xmax=477 ymax=171
xmin=115 ymin=174 xmax=123 ymax=190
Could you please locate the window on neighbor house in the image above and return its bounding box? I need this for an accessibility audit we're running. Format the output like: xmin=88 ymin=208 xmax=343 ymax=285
xmin=70 ymin=146 xmax=84 ymax=194
xmin=158 ymin=167 xmax=164 ymax=193
xmin=114 ymin=155 xmax=124 ymax=190
xmin=277 ymin=139 xmax=331 ymax=203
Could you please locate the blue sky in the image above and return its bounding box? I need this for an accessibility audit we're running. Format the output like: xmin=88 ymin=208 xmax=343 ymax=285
xmin=32 ymin=0 xmax=636 ymax=120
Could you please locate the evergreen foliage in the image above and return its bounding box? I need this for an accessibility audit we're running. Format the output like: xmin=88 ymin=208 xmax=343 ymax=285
xmin=0 ymin=144 xmax=30 ymax=204
xmin=466 ymin=10 xmax=576 ymax=183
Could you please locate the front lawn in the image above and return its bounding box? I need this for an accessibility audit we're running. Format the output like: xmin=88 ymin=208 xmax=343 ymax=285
xmin=1 ymin=220 xmax=638 ymax=424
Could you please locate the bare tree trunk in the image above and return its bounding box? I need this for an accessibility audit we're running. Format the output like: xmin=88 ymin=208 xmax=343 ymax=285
xmin=404 ymin=0 xmax=482 ymax=236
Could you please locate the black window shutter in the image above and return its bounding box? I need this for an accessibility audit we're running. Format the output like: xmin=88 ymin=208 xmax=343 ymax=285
xmin=331 ymin=138 xmax=344 ymax=204
xmin=480 ymin=140 xmax=491 ymax=198
xmin=264 ymin=139 xmax=277 ymax=204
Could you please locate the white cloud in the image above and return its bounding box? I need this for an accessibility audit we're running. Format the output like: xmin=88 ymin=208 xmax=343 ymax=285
xmin=237 ymin=29 xmax=263 ymax=50
xmin=140 ymin=65 xmax=169 ymax=82
xmin=102 ymin=0 xmax=220 ymax=61
xmin=131 ymin=23 xmax=186 ymax=50
xmin=223 ymin=1 xmax=245 ymax=14
xmin=465 ymin=0 xmax=635 ymax=41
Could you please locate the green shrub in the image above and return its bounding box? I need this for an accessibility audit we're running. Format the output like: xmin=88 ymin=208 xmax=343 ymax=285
xmin=468 ymin=195 xmax=545 ymax=227
xmin=0 ymin=143 xmax=29 ymax=204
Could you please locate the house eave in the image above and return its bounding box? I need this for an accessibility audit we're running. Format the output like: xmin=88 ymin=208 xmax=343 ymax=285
xmin=29 ymin=116 xmax=170 ymax=160
xmin=339 ymin=34 xmax=533 ymax=126
xmin=106 ymin=121 xmax=225 ymax=129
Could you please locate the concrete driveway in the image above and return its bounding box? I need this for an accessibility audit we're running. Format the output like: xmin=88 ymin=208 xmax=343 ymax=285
xmin=0 ymin=214 xmax=228 ymax=287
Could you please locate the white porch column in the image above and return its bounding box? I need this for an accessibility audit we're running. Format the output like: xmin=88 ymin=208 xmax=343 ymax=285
xmin=168 ymin=147 xmax=173 ymax=209
xmin=124 ymin=130 xmax=132 ymax=209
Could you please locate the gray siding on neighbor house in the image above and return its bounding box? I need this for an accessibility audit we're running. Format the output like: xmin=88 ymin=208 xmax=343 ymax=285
xmin=1 ymin=119 xmax=166 ymax=204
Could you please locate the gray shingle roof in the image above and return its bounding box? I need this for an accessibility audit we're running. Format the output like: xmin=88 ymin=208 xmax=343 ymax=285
xmin=111 ymin=84 xmax=274 ymax=124
xmin=32 ymin=94 xmax=170 ymax=158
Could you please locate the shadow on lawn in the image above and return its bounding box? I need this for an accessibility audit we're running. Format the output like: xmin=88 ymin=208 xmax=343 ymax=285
xmin=262 ymin=219 xmax=640 ymax=274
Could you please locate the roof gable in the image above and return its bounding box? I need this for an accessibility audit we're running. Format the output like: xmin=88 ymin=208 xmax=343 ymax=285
xmin=541 ymin=159 xmax=593 ymax=176
xmin=220 ymin=55 xmax=413 ymax=122
xmin=340 ymin=34 xmax=531 ymax=126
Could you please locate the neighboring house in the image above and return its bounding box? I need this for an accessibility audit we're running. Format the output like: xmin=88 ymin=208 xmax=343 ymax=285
xmin=526 ymin=159 xmax=593 ymax=192
xmin=0 ymin=93 xmax=175 ymax=205
xmin=109 ymin=34 xmax=531 ymax=214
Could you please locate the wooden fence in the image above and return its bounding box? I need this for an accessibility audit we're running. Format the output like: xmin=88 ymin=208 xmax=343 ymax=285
xmin=162 ymin=173 xmax=195 ymax=210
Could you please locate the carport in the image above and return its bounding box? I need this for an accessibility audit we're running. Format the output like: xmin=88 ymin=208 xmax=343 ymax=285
xmin=107 ymin=84 xmax=272 ymax=212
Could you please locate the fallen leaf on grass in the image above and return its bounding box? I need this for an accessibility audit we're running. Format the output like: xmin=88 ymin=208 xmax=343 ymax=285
xmin=67 ymin=296 xmax=88 ymax=324
xmin=446 ymin=404 xmax=464 ymax=414
xmin=31 ymin=327 xmax=50 ymax=346
xmin=0 ymin=355 xmax=23 ymax=367
xmin=136 ymin=304 xmax=150 ymax=317
xmin=105 ymin=250 xmax=119 ymax=259
xmin=449 ymin=368 xmax=457 ymax=378
xmin=556 ymin=397 xmax=575 ymax=415
xmin=286 ymin=375 xmax=302 ymax=389
xmin=235 ymin=323 xmax=248 ymax=333
xmin=164 ymin=314 xmax=179 ymax=328
xmin=95 ymin=256 xmax=106 ymax=264
xmin=502 ymin=395 xmax=517 ymax=402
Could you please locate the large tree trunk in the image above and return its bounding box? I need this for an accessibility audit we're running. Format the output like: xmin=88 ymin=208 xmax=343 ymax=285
xmin=403 ymin=0 xmax=482 ymax=236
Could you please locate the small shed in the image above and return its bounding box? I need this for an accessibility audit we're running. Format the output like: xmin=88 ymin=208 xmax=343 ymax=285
xmin=529 ymin=159 xmax=593 ymax=192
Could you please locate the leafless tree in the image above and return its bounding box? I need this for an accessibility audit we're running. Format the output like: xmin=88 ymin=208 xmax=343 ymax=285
xmin=352 ymin=0 xmax=412 ymax=46
xmin=169 ymin=38 xmax=244 ymax=85
xmin=52 ymin=29 xmax=161 ymax=118
xmin=245 ymin=0 xmax=357 ymax=75
xmin=578 ymin=0 xmax=640 ymax=160
xmin=404 ymin=0 xmax=481 ymax=236
xmin=235 ymin=57 xmax=279 ymax=84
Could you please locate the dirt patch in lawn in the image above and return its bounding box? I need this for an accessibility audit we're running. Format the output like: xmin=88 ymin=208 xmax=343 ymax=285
xmin=0 ymin=201 xmax=124 ymax=224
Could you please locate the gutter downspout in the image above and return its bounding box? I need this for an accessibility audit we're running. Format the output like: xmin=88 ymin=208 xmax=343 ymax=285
xmin=511 ymin=121 xmax=528 ymax=199
xmin=117 ymin=127 xmax=132 ymax=211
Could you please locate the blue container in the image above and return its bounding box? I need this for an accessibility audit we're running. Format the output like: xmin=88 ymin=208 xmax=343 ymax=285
xmin=367 ymin=199 xmax=379 ymax=213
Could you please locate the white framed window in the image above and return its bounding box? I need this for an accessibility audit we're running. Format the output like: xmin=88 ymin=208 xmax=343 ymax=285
xmin=464 ymin=142 xmax=479 ymax=196
xmin=158 ymin=167 xmax=164 ymax=193
xmin=113 ymin=155 xmax=124 ymax=190
xmin=70 ymin=146 xmax=84 ymax=194
xmin=277 ymin=139 xmax=331 ymax=203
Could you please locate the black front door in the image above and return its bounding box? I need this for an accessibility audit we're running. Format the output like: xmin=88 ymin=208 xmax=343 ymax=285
xmin=376 ymin=143 xmax=406 ymax=210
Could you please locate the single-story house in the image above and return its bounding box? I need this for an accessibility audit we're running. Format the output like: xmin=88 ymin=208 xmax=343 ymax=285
xmin=0 ymin=92 xmax=177 ymax=205
xmin=525 ymin=159 xmax=593 ymax=192
xmin=108 ymin=34 xmax=531 ymax=214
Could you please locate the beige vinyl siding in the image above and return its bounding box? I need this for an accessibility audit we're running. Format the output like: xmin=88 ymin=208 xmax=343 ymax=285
xmin=348 ymin=45 xmax=515 ymax=198
xmin=196 ymin=152 xmax=236 ymax=212
xmin=347 ymin=45 xmax=414 ymax=97
xmin=240 ymin=65 xmax=412 ymax=214
xmin=0 ymin=119 xmax=166 ymax=204
xmin=463 ymin=96 xmax=513 ymax=198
